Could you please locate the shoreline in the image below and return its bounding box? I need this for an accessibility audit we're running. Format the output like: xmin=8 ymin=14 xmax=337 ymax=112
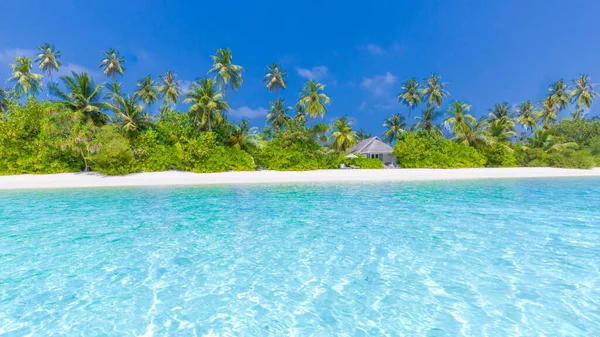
xmin=0 ymin=168 xmax=600 ymax=190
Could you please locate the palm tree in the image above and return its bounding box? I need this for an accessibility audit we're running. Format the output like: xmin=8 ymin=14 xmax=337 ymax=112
xmin=135 ymin=75 xmax=158 ymax=107
xmin=421 ymin=73 xmax=449 ymax=110
xmin=50 ymin=72 xmax=111 ymax=125
xmin=548 ymin=80 xmax=570 ymax=113
xmin=100 ymin=48 xmax=125 ymax=80
xmin=570 ymin=74 xmax=599 ymax=119
xmin=397 ymin=78 xmax=422 ymax=121
xmin=35 ymin=43 xmax=61 ymax=81
xmin=266 ymin=98 xmax=291 ymax=131
xmin=6 ymin=56 xmax=43 ymax=98
xmin=111 ymin=95 xmax=150 ymax=139
xmin=453 ymin=117 xmax=491 ymax=147
xmin=228 ymin=119 xmax=259 ymax=151
xmin=414 ymin=107 xmax=442 ymax=133
xmin=263 ymin=63 xmax=287 ymax=95
xmin=298 ymin=80 xmax=330 ymax=119
xmin=294 ymin=104 xmax=307 ymax=124
xmin=0 ymin=88 xmax=10 ymax=113
xmin=208 ymin=48 xmax=243 ymax=101
xmin=382 ymin=113 xmax=407 ymax=144
xmin=488 ymin=103 xmax=516 ymax=142
xmin=538 ymin=96 xmax=558 ymax=129
xmin=527 ymin=128 xmax=578 ymax=153
xmin=158 ymin=71 xmax=182 ymax=108
xmin=444 ymin=101 xmax=475 ymax=135
xmin=330 ymin=116 xmax=357 ymax=152
xmin=356 ymin=129 xmax=371 ymax=141
xmin=184 ymin=77 xmax=228 ymax=131
xmin=106 ymin=82 xmax=123 ymax=107
xmin=515 ymin=101 xmax=538 ymax=132
xmin=312 ymin=122 xmax=330 ymax=144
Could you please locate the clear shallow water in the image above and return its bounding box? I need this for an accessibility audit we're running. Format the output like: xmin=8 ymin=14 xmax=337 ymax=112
xmin=1 ymin=179 xmax=599 ymax=336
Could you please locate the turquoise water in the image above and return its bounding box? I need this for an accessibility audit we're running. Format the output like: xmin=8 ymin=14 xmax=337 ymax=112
xmin=1 ymin=179 xmax=599 ymax=336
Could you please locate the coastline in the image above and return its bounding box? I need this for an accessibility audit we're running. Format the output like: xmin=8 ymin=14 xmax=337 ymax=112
xmin=0 ymin=167 xmax=599 ymax=190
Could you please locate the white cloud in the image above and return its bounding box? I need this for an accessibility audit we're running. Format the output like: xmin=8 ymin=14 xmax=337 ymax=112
xmin=229 ymin=106 xmax=268 ymax=119
xmin=179 ymin=80 xmax=194 ymax=94
xmin=366 ymin=44 xmax=385 ymax=55
xmin=56 ymin=63 xmax=97 ymax=77
xmin=358 ymin=101 xmax=367 ymax=111
xmin=360 ymin=72 xmax=398 ymax=97
xmin=0 ymin=48 xmax=35 ymax=62
xmin=296 ymin=65 xmax=328 ymax=80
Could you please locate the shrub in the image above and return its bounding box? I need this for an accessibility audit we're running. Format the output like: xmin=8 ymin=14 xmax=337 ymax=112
xmin=352 ymin=156 xmax=385 ymax=169
xmin=549 ymin=119 xmax=600 ymax=147
xmin=393 ymin=132 xmax=485 ymax=168
xmin=480 ymin=143 xmax=517 ymax=167
xmin=0 ymin=101 xmax=82 ymax=175
xmin=89 ymin=126 xmax=137 ymax=175
xmin=255 ymin=129 xmax=329 ymax=171
xmin=545 ymin=149 xmax=596 ymax=169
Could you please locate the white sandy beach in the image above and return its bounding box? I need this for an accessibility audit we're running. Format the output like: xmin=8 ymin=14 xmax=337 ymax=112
xmin=0 ymin=167 xmax=599 ymax=190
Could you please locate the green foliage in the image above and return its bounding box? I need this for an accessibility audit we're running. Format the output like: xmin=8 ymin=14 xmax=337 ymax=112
xmin=479 ymin=143 xmax=517 ymax=167
xmin=549 ymin=119 xmax=600 ymax=147
xmin=393 ymin=131 xmax=486 ymax=168
xmin=134 ymin=128 xmax=255 ymax=173
xmin=514 ymin=147 xmax=547 ymax=167
xmin=545 ymin=149 xmax=596 ymax=169
xmin=352 ymin=155 xmax=385 ymax=169
xmin=255 ymin=127 xmax=331 ymax=170
xmin=89 ymin=126 xmax=137 ymax=175
xmin=0 ymin=100 xmax=82 ymax=175
xmin=514 ymin=145 xmax=596 ymax=169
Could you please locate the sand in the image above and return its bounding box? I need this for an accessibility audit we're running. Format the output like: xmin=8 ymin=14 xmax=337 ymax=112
xmin=0 ymin=167 xmax=599 ymax=190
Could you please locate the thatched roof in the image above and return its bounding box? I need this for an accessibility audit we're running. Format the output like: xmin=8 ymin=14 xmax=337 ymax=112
xmin=349 ymin=137 xmax=393 ymax=154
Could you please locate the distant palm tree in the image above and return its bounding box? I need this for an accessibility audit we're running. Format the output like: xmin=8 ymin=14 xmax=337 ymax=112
xmin=397 ymin=78 xmax=422 ymax=121
xmin=421 ymin=73 xmax=449 ymax=110
xmin=488 ymin=103 xmax=516 ymax=142
xmin=444 ymin=101 xmax=475 ymax=135
xmin=228 ymin=119 xmax=259 ymax=151
xmin=100 ymin=48 xmax=125 ymax=80
xmin=452 ymin=117 xmax=491 ymax=147
xmin=35 ymin=43 xmax=61 ymax=81
xmin=312 ymin=122 xmax=330 ymax=144
xmin=184 ymin=77 xmax=228 ymax=131
xmin=570 ymin=74 xmax=599 ymax=119
xmin=414 ymin=107 xmax=442 ymax=134
xmin=50 ymin=72 xmax=111 ymax=125
xmin=382 ymin=113 xmax=407 ymax=144
xmin=266 ymin=98 xmax=291 ymax=131
xmin=135 ymin=75 xmax=158 ymax=107
xmin=548 ymin=80 xmax=570 ymax=113
xmin=515 ymin=101 xmax=538 ymax=132
xmin=208 ymin=48 xmax=243 ymax=101
xmin=0 ymin=88 xmax=10 ymax=113
xmin=330 ymin=116 xmax=357 ymax=152
xmin=106 ymin=82 xmax=123 ymax=107
xmin=538 ymin=96 xmax=558 ymax=129
xmin=6 ymin=56 xmax=43 ymax=98
xmin=111 ymin=95 xmax=150 ymax=138
xmin=298 ymin=80 xmax=330 ymax=119
xmin=356 ymin=128 xmax=371 ymax=141
xmin=294 ymin=104 xmax=307 ymax=124
xmin=158 ymin=71 xmax=182 ymax=108
xmin=263 ymin=63 xmax=287 ymax=95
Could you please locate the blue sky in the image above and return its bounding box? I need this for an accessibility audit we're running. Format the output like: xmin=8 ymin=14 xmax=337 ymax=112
xmin=1 ymin=0 xmax=600 ymax=135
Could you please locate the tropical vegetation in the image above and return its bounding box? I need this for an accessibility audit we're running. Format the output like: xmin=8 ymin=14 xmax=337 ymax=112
xmin=1 ymin=44 xmax=599 ymax=175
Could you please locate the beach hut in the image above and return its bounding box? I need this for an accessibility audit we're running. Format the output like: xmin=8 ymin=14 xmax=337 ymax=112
xmin=348 ymin=136 xmax=397 ymax=165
